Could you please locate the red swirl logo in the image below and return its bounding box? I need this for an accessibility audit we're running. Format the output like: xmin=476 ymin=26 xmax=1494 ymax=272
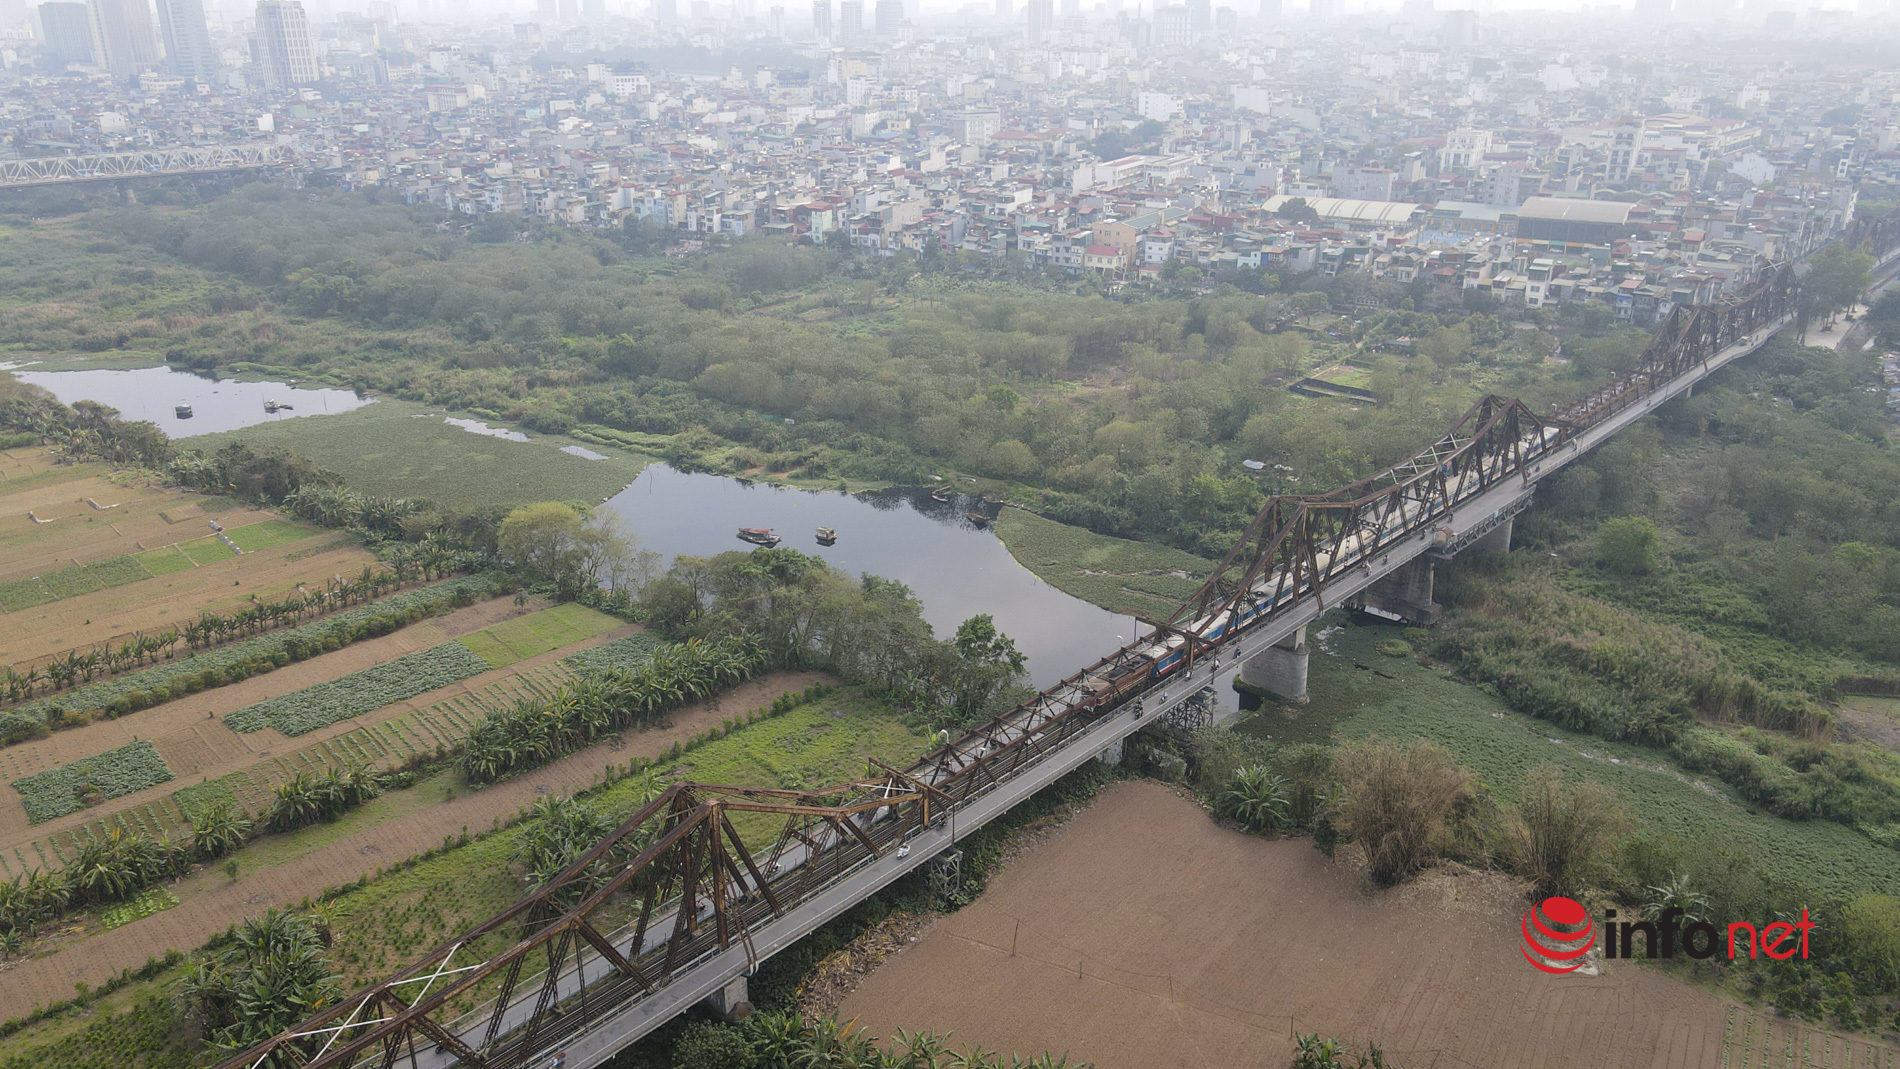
xmin=1520 ymin=896 xmax=1595 ymax=974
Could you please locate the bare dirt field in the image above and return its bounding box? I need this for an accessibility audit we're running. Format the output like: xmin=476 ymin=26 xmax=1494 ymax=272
xmin=0 ymin=468 xmax=275 ymax=580
xmin=0 ymin=534 xmax=377 ymax=665
xmin=0 ymin=670 xmax=829 ymax=1020
xmin=841 ymin=779 xmax=1895 ymax=1069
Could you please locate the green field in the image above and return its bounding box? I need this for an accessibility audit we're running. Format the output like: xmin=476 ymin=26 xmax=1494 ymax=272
xmin=196 ymin=399 xmax=649 ymax=509
xmin=131 ymin=544 xmax=192 ymax=576
xmin=1237 ymin=618 xmax=1900 ymax=901
xmin=456 ymin=602 xmax=622 ymax=668
xmin=225 ymin=519 xmax=318 ymax=552
xmin=995 ymin=508 xmax=1215 ymax=618
xmin=178 ymin=534 xmax=236 ymax=564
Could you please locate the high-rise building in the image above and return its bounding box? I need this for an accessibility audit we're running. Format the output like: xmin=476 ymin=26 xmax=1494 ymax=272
xmin=837 ymin=0 xmax=860 ymax=37
xmin=653 ymin=0 xmax=675 ymax=21
xmin=582 ymin=0 xmax=605 ymax=17
xmin=873 ymin=0 xmax=899 ymax=31
xmin=156 ymin=0 xmax=216 ymax=80
xmin=36 ymin=0 xmax=93 ymax=65
xmin=1257 ymin=0 xmax=1278 ymax=17
xmin=1153 ymin=2 xmax=1188 ymax=42
xmin=1441 ymin=8 xmax=1476 ymax=47
xmin=767 ymin=3 xmax=782 ymax=34
xmin=85 ymin=0 xmax=160 ymax=81
xmin=1308 ymin=0 xmax=1336 ymax=17
xmin=1060 ymin=0 xmax=1077 ymax=18
xmin=1187 ymin=0 xmax=1209 ymax=30
xmin=1025 ymin=0 xmax=1050 ymax=38
xmin=252 ymin=0 xmax=317 ymax=87
xmin=811 ymin=0 xmax=829 ymax=37
xmin=993 ymin=0 xmax=1009 ymax=20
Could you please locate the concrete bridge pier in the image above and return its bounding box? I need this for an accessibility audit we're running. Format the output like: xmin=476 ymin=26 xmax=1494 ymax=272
xmin=701 ymin=976 xmax=753 ymax=1022
xmin=1468 ymin=515 xmax=1513 ymax=556
xmin=1239 ymin=624 xmax=1308 ymax=704
xmin=1356 ymin=557 xmax=1441 ymax=624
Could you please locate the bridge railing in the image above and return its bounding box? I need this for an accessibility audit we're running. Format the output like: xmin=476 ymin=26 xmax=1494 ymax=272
xmin=0 ymin=145 xmax=288 ymax=188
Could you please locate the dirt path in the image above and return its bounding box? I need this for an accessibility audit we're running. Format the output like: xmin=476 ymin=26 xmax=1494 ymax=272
xmin=0 ymin=671 xmax=828 ymax=1019
xmin=0 ymin=596 xmax=552 ymax=844
xmin=841 ymin=779 xmax=1895 ymax=1069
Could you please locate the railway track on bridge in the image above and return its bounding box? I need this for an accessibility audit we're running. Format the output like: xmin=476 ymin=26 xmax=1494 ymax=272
xmin=217 ymin=226 xmax=1898 ymax=1069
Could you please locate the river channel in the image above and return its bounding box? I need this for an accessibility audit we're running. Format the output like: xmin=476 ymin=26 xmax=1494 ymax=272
xmin=601 ymin=465 xmax=1138 ymax=687
xmin=5 ymin=364 xmax=371 ymax=436
xmin=4 ymin=358 xmax=1140 ymax=686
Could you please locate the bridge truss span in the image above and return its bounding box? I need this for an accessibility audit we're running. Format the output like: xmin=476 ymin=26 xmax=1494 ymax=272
xmin=217 ymin=255 xmax=1815 ymax=1069
xmin=0 ymin=144 xmax=289 ymax=189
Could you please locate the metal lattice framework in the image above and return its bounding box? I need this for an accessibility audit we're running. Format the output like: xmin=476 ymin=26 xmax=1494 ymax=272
xmin=221 ymin=771 xmax=945 ymax=1069
xmin=1158 ymin=393 xmax=1574 ymax=655
xmin=1558 ymin=260 xmax=1797 ymax=427
xmin=217 ymin=256 xmax=1810 ymax=1069
xmin=0 ymin=145 xmax=289 ymax=189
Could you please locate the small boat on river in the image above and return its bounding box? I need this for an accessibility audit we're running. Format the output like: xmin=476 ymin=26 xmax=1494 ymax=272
xmin=264 ymin=399 xmax=294 ymax=413
xmin=816 ymin=526 xmax=837 ymax=545
xmin=174 ymin=404 xmax=193 ymax=419
xmin=737 ymin=527 xmax=780 ymax=546
xmin=965 ymin=512 xmax=990 ymax=528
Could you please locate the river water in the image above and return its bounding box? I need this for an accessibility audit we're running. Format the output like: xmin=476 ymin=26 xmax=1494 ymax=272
xmin=4 ymin=364 xmax=371 ymax=437
xmin=601 ymin=465 xmax=1137 ymax=687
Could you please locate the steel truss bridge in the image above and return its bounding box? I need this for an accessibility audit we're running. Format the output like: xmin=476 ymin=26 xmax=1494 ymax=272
xmin=0 ymin=145 xmax=289 ymax=189
xmin=220 ymin=226 xmax=1898 ymax=1069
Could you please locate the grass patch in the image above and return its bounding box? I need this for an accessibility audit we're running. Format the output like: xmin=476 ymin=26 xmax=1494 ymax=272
xmin=224 ymin=519 xmax=317 ymax=552
xmin=98 ymin=886 xmax=179 ymax=930
xmin=224 ymin=641 xmax=491 ymax=736
xmin=87 ymin=556 xmax=152 ymax=587
xmin=0 ymin=554 xmax=153 ymax=612
xmin=38 ymin=566 xmax=105 ymax=601
xmin=198 ymin=398 xmax=648 ymax=509
xmin=131 ymin=545 xmax=193 ymax=576
xmin=10 ymin=740 xmax=174 ymax=824
xmin=563 ymin=632 xmax=663 ymax=675
xmin=995 ymin=508 xmax=1214 ymax=617
xmin=0 ymin=576 xmax=50 ymax=612
xmin=178 ymin=535 xmax=236 ymax=565
xmin=455 ymin=603 xmax=621 ymax=669
xmin=1235 ymin=618 xmax=1900 ymax=902
xmin=171 ymin=777 xmax=242 ymax=819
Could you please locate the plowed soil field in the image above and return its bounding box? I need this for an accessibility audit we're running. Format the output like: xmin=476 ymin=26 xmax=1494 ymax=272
xmin=841 ymin=779 xmax=1898 ymax=1069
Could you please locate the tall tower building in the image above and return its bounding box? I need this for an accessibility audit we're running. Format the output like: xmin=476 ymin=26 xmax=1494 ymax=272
xmin=252 ymin=0 xmax=317 ymax=87
xmin=1025 ymin=0 xmax=1050 ymax=38
xmin=872 ymin=0 xmax=899 ymax=31
xmin=811 ymin=0 xmax=829 ymax=37
xmin=85 ymin=0 xmax=160 ymax=81
xmin=653 ymin=0 xmax=676 ymax=22
xmin=37 ymin=1 xmax=94 ymax=65
xmin=993 ymin=0 xmax=1009 ymax=20
xmin=156 ymin=0 xmax=216 ymax=79
xmin=837 ymin=0 xmax=860 ymax=38
xmin=1187 ymin=0 xmax=1209 ymax=29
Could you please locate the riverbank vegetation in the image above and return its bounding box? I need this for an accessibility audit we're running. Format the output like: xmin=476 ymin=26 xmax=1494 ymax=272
xmin=1208 ymin=619 xmax=1900 ymax=1036
xmin=3 ymin=185 xmax=1633 ymax=562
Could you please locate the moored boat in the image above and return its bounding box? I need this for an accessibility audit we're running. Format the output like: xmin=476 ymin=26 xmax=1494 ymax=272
xmin=737 ymin=527 xmax=780 ymax=546
xmin=965 ymin=511 xmax=990 ymax=528
xmin=174 ymin=404 xmax=193 ymax=419
xmin=816 ymin=526 xmax=837 ymax=544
